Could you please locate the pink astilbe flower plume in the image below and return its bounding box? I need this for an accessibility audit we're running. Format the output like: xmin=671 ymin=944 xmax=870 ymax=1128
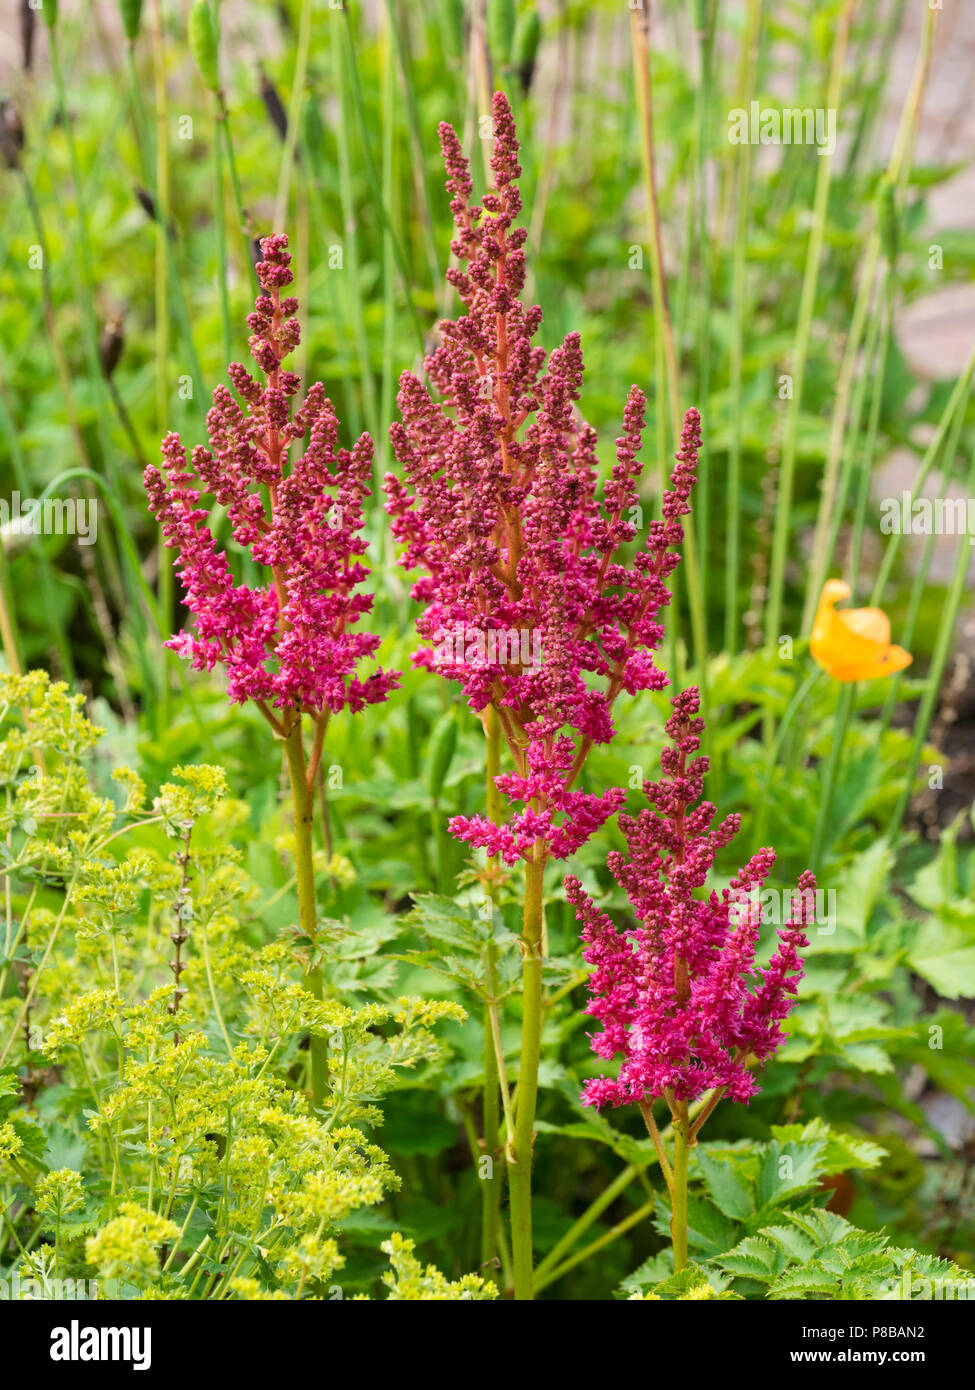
xmin=385 ymin=91 xmax=700 ymax=864
xmin=565 ymin=686 xmax=814 ymax=1123
xmin=145 ymin=234 xmax=398 ymax=728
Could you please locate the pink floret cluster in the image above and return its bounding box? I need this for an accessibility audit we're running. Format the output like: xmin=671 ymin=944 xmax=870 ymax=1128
xmin=145 ymin=234 xmax=398 ymax=717
xmin=565 ymin=687 xmax=814 ymax=1109
xmin=384 ymin=91 xmax=699 ymax=862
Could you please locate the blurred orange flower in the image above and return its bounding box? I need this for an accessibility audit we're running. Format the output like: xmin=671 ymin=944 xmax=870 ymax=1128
xmin=810 ymin=580 xmax=912 ymax=682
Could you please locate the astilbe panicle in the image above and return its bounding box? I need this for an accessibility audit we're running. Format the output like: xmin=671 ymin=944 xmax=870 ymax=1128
xmin=565 ymin=687 xmax=813 ymax=1272
xmin=384 ymin=91 xmax=700 ymax=864
xmin=566 ymin=686 xmax=814 ymax=1120
xmin=145 ymin=234 xmax=397 ymax=1107
xmin=145 ymin=233 xmax=397 ymax=733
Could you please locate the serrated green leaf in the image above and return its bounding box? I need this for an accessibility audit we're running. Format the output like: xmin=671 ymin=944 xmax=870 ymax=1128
xmin=756 ymin=1140 xmax=825 ymax=1207
xmin=714 ymin=1235 xmax=784 ymax=1281
xmin=768 ymin=1262 xmax=838 ymax=1298
xmin=695 ymin=1147 xmax=755 ymax=1220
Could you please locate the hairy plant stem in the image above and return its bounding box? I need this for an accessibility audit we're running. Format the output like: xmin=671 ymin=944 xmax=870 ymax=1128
xmin=282 ymin=720 xmax=328 ymax=1107
xmin=481 ymin=706 xmax=504 ymax=1269
xmin=670 ymin=1101 xmax=690 ymax=1273
xmin=506 ymin=837 xmax=545 ymax=1300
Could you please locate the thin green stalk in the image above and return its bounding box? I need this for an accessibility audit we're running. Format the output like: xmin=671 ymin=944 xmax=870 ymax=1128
xmin=803 ymin=4 xmax=939 ymax=633
xmin=877 ymin=354 xmax=975 ymax=740
xmin=725 ymin=0 xmax=762 ymax=653
xmin=691 ymin=0 xmax=714 ymax=626
xmin=878 ymin=526 xmax=935 ymax=740
xmin=217 ymin=94 xmax=254 ymax=283
xmin=870 ymin=342 xmax=975 ymax=605
xmin=820 ymin=285 xmax=885 ymax=598
xmin=630 ymin=2 xmax=709 ymax=751
xmin=338 ymin=5 xmax=426 ymax=355
xmin=533 ymin=1161 xmax=640 ymax=1283
xmin=0 ymin=376 xmax=72 ymax=680
xmin=150 ymin=0 xmax=172 ymax=712
xmin=888 ymin=442 xmax=975 ymax=840
xmin=297 ymin=102 xmax=363 ymax=439
xmin=201 ymin=924 xmax=233 ymax=1056
xmin=123 ymin=46 xmax=206 ymax=416
xmin=671 ymin=1101 xmax=690 ymax=1273
xmin=211 ymin=87 xmax=232 ymax=368
xmin=533 ymin=1199 xmax=655 ymax=1294
xmin=282 ymin=721 xmax=328 ymax=1108
xmin=46 ymin=36 xmax=154 ymax=706
xmin=751 ymin=666 xmax=824 ymax=849
xmin=481 ymin=706 xmax=503 ymax=1269
xmin=383 ymin=0 xmax=442 ymax=302
xmin=764 ymin=0 xmax=855 ymax=663
xmin=848 ymin=281 xmax=893 ymax=595
xmin=506 ymin=838 xmax=545 ymax=1301
xmin=272 ymin=0 xmax=312 ymax=234
xmin=810 ymin=682 xmax=856 ymax=870
xmin=379 ymin=12 xmax=397 ymax=480
xmin=330 ymin=19 xmax=381 ymax=445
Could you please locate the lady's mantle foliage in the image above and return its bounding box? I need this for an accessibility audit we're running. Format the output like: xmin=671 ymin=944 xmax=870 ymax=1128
xmin=566 ymin=688 xmax=815 ymax=1109
xmin=385 ymin=91 xmax=700 ymax=862
xmin=145 ymin=234 xmax=397 ymax=717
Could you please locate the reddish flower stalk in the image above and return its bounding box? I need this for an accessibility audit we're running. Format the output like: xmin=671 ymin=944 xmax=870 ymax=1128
xmin=145 ymin=234 xmax=398 ymax=1105
xmin=383 ymin=90 xmax=701 ymax=1300
xmin=146 ymin=234 xmax=397 ymax=737
xmin=385 ymin=92 xmax=700 ymax=866
xmin=566 ymin=687 xmax=814 ymax=1270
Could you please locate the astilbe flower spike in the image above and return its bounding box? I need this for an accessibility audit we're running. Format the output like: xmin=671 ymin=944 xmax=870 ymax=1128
xmin=145 ymin=234 xmax=397 ymax=1108
xmin=565 ymin=686 xmax=814 ymax=1119
xmin=385 ymin=91 xmax=700 ymax=865
xmin=565 ymin=686 xmax=813 ymax=1272
xmin=145 ymin=233 xmax=398 ymax=737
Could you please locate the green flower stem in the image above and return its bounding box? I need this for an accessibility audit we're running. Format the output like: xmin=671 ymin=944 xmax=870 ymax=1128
xmin=888 ymin=441 xmax=975 ymax=840
xmin=629 ymin=1 xmax=710 ymax=756
xmin=764 ymin=0 xmax=855 ymax=672
xmin=803 ymin=3 xmax=938 ymax=634
xmin=878 ymin=357 xmax=974 ymax=740
xmin=216 ymin=94 xmax=254 ymax=284
xmin=849 ymin=283 xmax=893 ymax=596
xmin=382 ymin=0 xmax=442 ymax=303
xmin=726 ymin=0 xmax=763 ymax=655
xmin=670 ymin=1101 xmax=690 ymax=1273
xmin=282 ymin=720 xmax=328 ymax=1108
xmin=752 ymin=666 xmax=824 ymax=850
xmin=481 ymin=706 xmax=504 ymax=1268
xmin=870 ymin=341 xmax=975 ymax=606
xmin=272 ymin=0 xmax=312 ymax=235
xmin=810 ymin=682 xmax=856 ymax=870
xmin=338 ymin=5 xmax=425 ymax=355
xmin=0 ymin=857 xmax=80 ymax=1068
xmin=534 ymin=1161 xmax=641 ymax=1284
xmin=534 ymin=1199 xmax=656 ymax=1295
xmin=211 ymin=88 xmax=232 ymax=368
xmin=201 ymin=924 xmax=233 ymax=1057
xmin=507 ymin=837 xmax=546 ymax=1300
xmin=691 ymin=0 xmax=715 ymax=623
xmin=150 ymin=0 xmax=173 ymax=701
xmin=818 ymin=285 xmax=885 ymax=599
xmin=330 ymin=18 xmax=381 ymax=446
